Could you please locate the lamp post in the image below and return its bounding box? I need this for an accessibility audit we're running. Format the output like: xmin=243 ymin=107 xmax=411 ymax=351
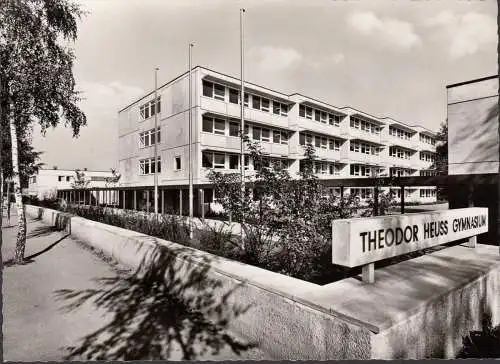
xmin=189 ymin=43 xmax=194 ymax=236
xmin=154 ymin=67 xmax=159 ymax=214
xmin=240 ymin=8 xmax=246 ymax=242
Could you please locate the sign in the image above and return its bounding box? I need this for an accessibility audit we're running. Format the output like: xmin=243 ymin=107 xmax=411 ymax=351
xmin=332 ymin=208 xmax=488 ymax=268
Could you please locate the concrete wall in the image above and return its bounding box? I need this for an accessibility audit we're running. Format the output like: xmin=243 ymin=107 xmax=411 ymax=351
xmin=26 ymin=205 xmax=500 ymax=359
xmin=447 ymin=77 xmax=499 ymax=175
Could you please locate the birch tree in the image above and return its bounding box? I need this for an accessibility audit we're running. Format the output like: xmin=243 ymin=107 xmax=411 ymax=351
xmin=0 ymin=0 xmax=86 ymax=263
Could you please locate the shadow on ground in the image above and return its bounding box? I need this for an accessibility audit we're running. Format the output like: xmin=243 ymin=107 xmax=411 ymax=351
xmin=54 ymin=244 xmax=256 ymax=360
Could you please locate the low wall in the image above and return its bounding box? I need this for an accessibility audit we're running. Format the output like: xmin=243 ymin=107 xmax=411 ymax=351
xmin=26 ymin=205 xmax=500 ymax=359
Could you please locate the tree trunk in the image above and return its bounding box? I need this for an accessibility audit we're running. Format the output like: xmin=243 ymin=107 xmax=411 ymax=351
xmin=10 ymin=117 xmax=27 ymax=263
xmin=6 ymin=178 xmax=11 ymax=223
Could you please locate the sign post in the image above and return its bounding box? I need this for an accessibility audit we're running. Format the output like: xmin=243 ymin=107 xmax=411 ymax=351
xmin=332 ymin=208 xmax=489 ymax=283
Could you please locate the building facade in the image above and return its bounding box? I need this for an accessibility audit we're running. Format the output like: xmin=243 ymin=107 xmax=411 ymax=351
xmin=118 ymin=66 xmax=437 ymax=205
xmin=27 ymin=168 xmax=115 ymax=200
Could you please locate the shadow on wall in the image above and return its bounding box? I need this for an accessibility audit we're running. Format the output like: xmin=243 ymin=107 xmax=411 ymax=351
xmin=451 ymin=102 xmax=499 ymax=172
xmin=457 ymin=312 xmax=500 ymax=358
xmin=53 ymin=243 xmax=257 ymax=360
xmin=375 ymin=254 xmax=498 ymax=358
xmin=448 ymin=102 xmax=499 ymax=245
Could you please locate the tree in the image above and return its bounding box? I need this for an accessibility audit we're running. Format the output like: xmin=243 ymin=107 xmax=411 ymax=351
xmin=71 ymin=169 xmax=90 ymax=189
xmin=0 ymin=0 xmax=87 ymax=264
xmin=433 ymin=120 xmax=448 ymax=201
xmin=104 ymin=168 xmax=121 ymax=188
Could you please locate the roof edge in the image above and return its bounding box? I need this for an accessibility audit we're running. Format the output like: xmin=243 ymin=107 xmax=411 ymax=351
xmin=446 ymin=75 xmax=498 ymax=89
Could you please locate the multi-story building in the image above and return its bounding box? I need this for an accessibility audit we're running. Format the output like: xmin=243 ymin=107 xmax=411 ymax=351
xmin=27 ymin=167 xmax=115 ymax=200
xmin=118 ymin=66 xmax=437 ymax=208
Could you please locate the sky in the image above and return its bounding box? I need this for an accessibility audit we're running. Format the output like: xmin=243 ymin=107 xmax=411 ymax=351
xmin=32 ymin=0 xmax=498 ymax=171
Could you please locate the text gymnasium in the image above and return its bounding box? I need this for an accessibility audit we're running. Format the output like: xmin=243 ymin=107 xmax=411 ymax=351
xmin=359 ymin=214 xmax=487 ymax=253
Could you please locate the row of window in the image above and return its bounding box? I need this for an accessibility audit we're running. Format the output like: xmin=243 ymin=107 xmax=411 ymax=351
xmin=350 ymin=141 xmax=381 ymax=155
xmin=298 ymin=105 xmax=342 ymax=126
xmin=351 ymin=188 xmax=374 ymax=199
xmin=350 ymin=117 xmax=381 ymax=135
xmin=57 ymin=176 xmax=72 ymax=182
xmin=420 ymin=134 xmax=436 ymax=145
xmin=139 ymin=157 xmax=161 ymax=175
xmin=202 ymin=81 xmax=289 ymax=117
xmin=420 ymin=170 xmax=437 ymax=176
xmin=420 ymin=189 xmax=437 ymax=198
xmin=389 ymin=168 xmax=414 ymax=177
xmin=389 ymin=146 xmax=413 ymax=160
xmin=139 ymin=127 xmax=161 ymax=148
xmin=420 ymin=152 xmax=435 ymax=162
xmin=202 ymin=116 xmax=289 ymax=144
xmin=389 ymin=127 xmax=413 ymax=140
xmin=139 ymin=97 xmax=161 ymax=120
xmin=201 ymin=151 xmax=291 ymax=171
xmin=350 ymin=165 xmax=383 ymax=177
xmin=299 ymin=133 xmax=342 ymax=151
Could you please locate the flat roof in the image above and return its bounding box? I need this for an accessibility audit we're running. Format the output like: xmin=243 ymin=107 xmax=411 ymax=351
xmin=446 ymin=75 xmax=498 ymax=89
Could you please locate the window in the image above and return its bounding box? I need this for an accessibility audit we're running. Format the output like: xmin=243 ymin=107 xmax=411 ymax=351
xmin=229 ymin=122 xmax=239 ymax=137
xmin=213 ymin=83 xmax=225 ymax=101
xmin=175 ymin=156 xmax=181 ymax=170
xmin=273 ymin=130 xmax=281 ymax=144
xmin=140 ymin=127 xmax=161 ymax=148
xmin=202 ymin=116 xmax=225 ymax=135
xmin=299 ymin=104 xmax=305 ymax=117
xmin=321 ymin=137 xmax=327 ymax=149
xmin=261 ymin=128 xmax=270 ymax=142
xmin=350 ymin=165 xmax=360 ymax=176
xmin=202 ymin=116 xmax=213 ymax=133
xmin=305 ymin=107 xmax=313 ymax=120
xmin=229 ymin=154 xmax=239 ymax=170
xmin=261 ymin=98 xmax=270 ymax=112
xmin=329 ymin=139 xmax=340 ymax=151
xmin=202 ymin=151 xmax=213 ymax=168
xmin=202 ymin=152 xmax=226 ymax=169
xmin=280 ymin=131 xmax=288 ymax=144
xmin=139 ymin=97 xmax=161 ymax=120
xmin=31 ymin=176 xmax=37 ymax=183
xmin=252 ymin=95 xmax=261 ymax=110
xmin=213 ymin=118 xmax=225 ymax=135
xmin=321 ymin=111 xmax=327 ymax=123
xmin=139 ymin=157 xmax=161 ymax=175
xmin=299 ymin=133 xmax=305 ymax=145
xmin=272 ymin=101 xmax=287 ymax=116
xmin=202 ymin=81 xmax=225 ymax=101
xmin=229 ymin=89 xmax=239 ymax=104
xmin=329 ymin=114 xmax=341 ymax=126
xmin=315 ymin=110 xmax=321 ymax=122
xmin=203 ymin=80 xmax=213 ymax=97
xmin=315 ymin=136 xmax=321 ymax=148
xmin=58 ymin=176 xmax=63 ymax=182
xmin=244 ymin=93 xmax=249 ymax=107
xmin=252 ymin=127 xmax=261 ymax=141
xmin=66 ymin=176 xmax=70 ymax=182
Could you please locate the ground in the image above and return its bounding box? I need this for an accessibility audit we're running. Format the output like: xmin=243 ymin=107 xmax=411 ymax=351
xmin=2 ymin=208 xmax=268 ymax=361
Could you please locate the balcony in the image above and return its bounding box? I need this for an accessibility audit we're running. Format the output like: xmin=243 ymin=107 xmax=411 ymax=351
xmin=343 ymin=128 xmax=383 ymax=144
xmin=259 ymin=141 xmax=290 ymax=157
xmin=386 ymin=157 xmax=417 ymax=169
xmin=296 ymin=117 xmax=344 ymax=138
xmin=200 ymin=133 xmax=242 ymax=151
xmin=344 ymin=151 xmax=383 ymax=166
xmin=387 ymin=136 xmax=419 ymax=151
xmin=418 ymin=142 xmax=437 ymax=153
xmin=200 ymin=97 xmax=290 ymax=130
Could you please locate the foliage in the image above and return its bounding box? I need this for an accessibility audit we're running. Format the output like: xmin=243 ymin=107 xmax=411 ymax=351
xmin=208 ymin=140 xmax=395 ymax=281
xmin=105 ymin=168 xmax=121 ymax=188
xmin=61 ymin=204 xmax=192 ymax=247
xmin=457 ymin=314 xmax=500 ymax=358
xmin=433 ymin=121 xmax=448 ymax=201
xmin=71 ymin=169 xmax=90 ymax=189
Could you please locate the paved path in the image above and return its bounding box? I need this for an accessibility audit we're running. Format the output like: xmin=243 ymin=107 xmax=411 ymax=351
xmin=2 ymin=210 xmax=268 ymax=361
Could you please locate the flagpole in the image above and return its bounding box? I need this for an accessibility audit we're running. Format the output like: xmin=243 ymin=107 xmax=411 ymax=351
xmin=154 ymin=67 xmax=159 ymax=214
xmin=240 ymin=8 xmax=245 ymax=242
xmin=189 ymin=43 xmax=194 ymax=237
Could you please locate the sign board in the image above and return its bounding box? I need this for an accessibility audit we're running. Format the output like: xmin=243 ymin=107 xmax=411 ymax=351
xmin=332 ymin=208 xmax=488 ymax=268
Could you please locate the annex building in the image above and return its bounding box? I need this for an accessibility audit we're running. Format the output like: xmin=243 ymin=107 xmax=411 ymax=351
xmin=117 ymin=66 xmax=437 ymax=210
